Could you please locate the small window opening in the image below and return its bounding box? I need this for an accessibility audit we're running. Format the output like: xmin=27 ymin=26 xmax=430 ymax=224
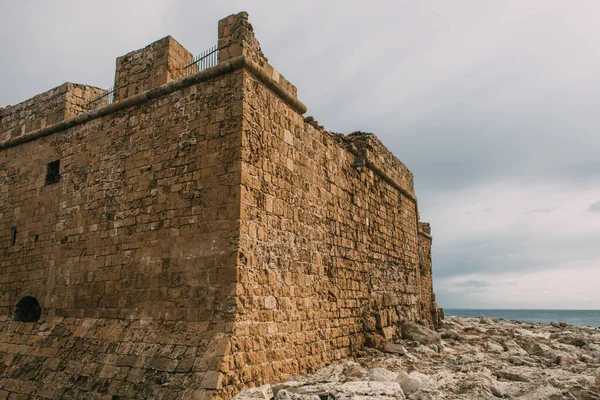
xmin=14 ymin=296 xmax=41 ymax=322
xmin=10 ymin=228 xmax=16 ymax=246
xmin=45 ymin=160 xmax=61 ymax=185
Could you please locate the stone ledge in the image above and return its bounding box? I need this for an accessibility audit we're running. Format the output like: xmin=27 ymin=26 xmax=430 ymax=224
xmin=418 ymin=230 xmax=432 ymax=240
xmin=350 ymin=151 xmax=416 ymax=204
xmin=0 ymin=55 xmax=307 ymax=150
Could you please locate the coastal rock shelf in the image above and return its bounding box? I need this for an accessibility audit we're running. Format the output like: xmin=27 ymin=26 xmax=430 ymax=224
xmin=234 ymin=317 xmax=600 ymax=399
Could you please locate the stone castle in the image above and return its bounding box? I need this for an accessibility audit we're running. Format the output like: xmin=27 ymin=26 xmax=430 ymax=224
xmin=0 ymin=12 xmax=441 ymax=399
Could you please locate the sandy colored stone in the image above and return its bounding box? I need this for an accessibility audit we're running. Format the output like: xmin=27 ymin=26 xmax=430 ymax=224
xmin=0 ymin=10 xmax=442 ymax=400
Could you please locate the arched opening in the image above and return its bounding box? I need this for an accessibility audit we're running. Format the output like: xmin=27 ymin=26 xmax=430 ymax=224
xmin=14 ymin=296 xmax=41 ymax=322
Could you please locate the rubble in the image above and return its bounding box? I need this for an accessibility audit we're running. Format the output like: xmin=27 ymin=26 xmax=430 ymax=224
xmin=235 ymin=317 xmax=600 ymax=399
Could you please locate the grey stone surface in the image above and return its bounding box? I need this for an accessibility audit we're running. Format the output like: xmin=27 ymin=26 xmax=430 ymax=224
xmin=233 ymin=384 xmax=273 ymax=399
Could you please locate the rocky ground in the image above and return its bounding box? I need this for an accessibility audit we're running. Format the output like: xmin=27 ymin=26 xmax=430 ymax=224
xmin=234 ymin=317 xmax=600 ymax=399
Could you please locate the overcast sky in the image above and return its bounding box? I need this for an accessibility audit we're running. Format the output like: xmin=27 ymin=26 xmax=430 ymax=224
xmin=1 ymin=1 xmax=599 ymax=309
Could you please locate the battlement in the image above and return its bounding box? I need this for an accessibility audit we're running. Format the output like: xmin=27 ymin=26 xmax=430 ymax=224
xmin=0 ymin=12 xmax=304 ymax=150
xmin=113 ymin=35 xmax=194 ymax=102
xmin=0 ymin=83 xmax=105 ymax=143
xmin=344 ymin=132 xmax=416 ymax=200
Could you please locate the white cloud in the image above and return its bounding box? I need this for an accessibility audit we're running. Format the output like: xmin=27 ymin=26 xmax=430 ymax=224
xmin=438 ymin=259 xmax=600 ymax=309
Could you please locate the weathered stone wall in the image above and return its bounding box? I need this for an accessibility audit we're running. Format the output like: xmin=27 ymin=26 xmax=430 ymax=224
xmin=0 ymin=72 xmax=242 ymax=322
xmin=418 ymin=222 xmax=434 ymax=326
xmin=0 ymin=49 xmax=246 ymax=397
xmin=114 ymin=36 xmax=194 ymax=102
xmin=0 ymin=316 xmax=230 ymax=399
xmin=0 ymin=11 xmax=441 ymax=399
xmin=220 ymin=67 xmax=425 ymax=394
xmin=218 ymin=12 xmax=298 ymax=99
xmin=0 ymin=83 xmax=106 ymax=143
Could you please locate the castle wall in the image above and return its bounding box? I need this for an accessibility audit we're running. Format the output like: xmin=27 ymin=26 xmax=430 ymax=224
xmin=222 ymin=68 xmax=424 ymax=394
xmin=0 ymin=72 xmax=242 ymax=322
xmin=217 ymin=12 xmax=298 ymax=100
xmin=0 ymin=11 xmax=441 ymax=399
xmin=418 ymin=223 xmax=434 ymax=326
xmin=0 ymin=83 xmax=106 ymax=143
xmin=0 ymin=317 xmax=229 ymax=399
xmin=0 ymin=66 xmax=245 ymax=398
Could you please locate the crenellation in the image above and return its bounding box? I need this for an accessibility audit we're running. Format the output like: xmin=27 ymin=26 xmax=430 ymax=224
xmin=0 ymin=83 xmax=106 ymax=144
xmin=0 ymin=11 xmax=441 ymax=399
xmin=113 ymin=35 xmax=194 ymax=102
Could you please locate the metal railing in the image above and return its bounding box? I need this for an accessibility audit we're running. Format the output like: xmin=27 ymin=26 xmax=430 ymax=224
xmin=86 ymin=44 xmax=218 ymax=110
xmin=87 ymin=86 xmax=115 ymax=109
xmin=181 ymin=44 xmax=219 ymax=76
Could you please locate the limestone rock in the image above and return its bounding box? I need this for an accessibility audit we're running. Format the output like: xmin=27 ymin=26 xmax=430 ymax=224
xmin=486 ymin=340 xmax=504 ymax=353
xmin=233 ymin=384 xmax=273 ymax=399
xmin=275 ymin=384 xmax=336 ymax=398
xmin=364 ymin=333 xmax=386 ymax=350
xmin=294 ymin=362 xmax=358 ymax=385
xmin=362 ymin=367 xmax=399 ymax=382
xmin=495 ymin=368 xmax=532 ymax=382
xmin=246 ymin=317 xmax=600 ymax=400
xmin=383 ymin=342 xmax=407 ymax=355
xmin=526 ymin=341 xmax=553 ymax=356
xmin=343 ymin=363 xmax=367 ymax=381
xmin=400 ymin=321 xmax=441 ymax=345
xmin=440 ymin=329 xmax=460 ymax=340
xmin=503 ymin=339 xmax=528 ymax=356
xmin=275 ymin=389 xmax=320 ymax=400
xmin=396 ymin=371 xmax=435 ymax=394
xmin=330 ymin=381 xmax=405 ymax=399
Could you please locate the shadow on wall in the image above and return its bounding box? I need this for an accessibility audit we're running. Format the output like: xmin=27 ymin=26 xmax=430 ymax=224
xmin=14 ymin=296 xmax=41 ymax=322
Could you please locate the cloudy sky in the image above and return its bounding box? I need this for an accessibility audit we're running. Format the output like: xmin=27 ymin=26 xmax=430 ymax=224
xmin=1 ymin=1 xmax=599 ymax=309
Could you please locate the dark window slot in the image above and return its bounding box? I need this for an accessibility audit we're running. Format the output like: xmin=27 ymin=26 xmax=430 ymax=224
xmin=45 ymin=160 xmax=61 ymax=185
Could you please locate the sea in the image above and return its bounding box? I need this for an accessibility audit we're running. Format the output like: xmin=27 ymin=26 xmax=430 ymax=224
xmin=444 ymin=309 xmax=600 ymax=328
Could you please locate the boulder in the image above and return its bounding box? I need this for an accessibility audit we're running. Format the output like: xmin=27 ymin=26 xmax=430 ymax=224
xmin=414 ymin=345 xmax=438 ymax=355
xmin=330 ymin=381 xmax=405 ymax=399
xmin=275 ymin=390 xmax=320 ymax=400
xmin=441 ymin=346 xmax=459 ymax=356
xmin=495 ymin=368 xmax=531 ymax=382
xmin=362 ymin=367 xmax=399 ymax=382
xmin=558 ymin=335 xmax=587 ymax=348
xmin=364 ymin=333 xmax=386 ymax=350
xmin=293 ymin=362 xmax=359 ymax=385
xmin=473 ymin=372 xmax=509 ymax=398
xmin=400 ymin=321 xmax=441 ymax=345
xmin=383 ymin=342 xmax=407 ymax=355
xmin=343 ymin=363 xmax=367 ymax=381
xmin=233 ymin=385 xmax=273 ymax=400
xmin=275 ymin=384 xmax=335 ymax=399
xmin=503 ymin=339 xmax=528 ymax=356
xmin=396 ymin=371 xmax=435 ymax=394
xmin=486 ymin=340 xmax=504 ymax=354
xmin=524 ymin=341 xmax=553 ymax=356
xmin=441 ymin=329 xmax=460 ymax=340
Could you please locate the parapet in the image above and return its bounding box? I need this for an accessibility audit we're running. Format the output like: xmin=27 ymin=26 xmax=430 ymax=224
xmin=419 ymin=222 xmax=432 ymax=238
xmin=0 ymin=12 xmax=305 ymax=151
xmin=344 ymin=132 xmax=416 ymax=200
xmin=218 ymin=12 xmax=298 ymax=98
xmin=0 ymin=83 xmax=106 ymax=144
xmin=113 ymin=36 xmax=194 ymax=102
